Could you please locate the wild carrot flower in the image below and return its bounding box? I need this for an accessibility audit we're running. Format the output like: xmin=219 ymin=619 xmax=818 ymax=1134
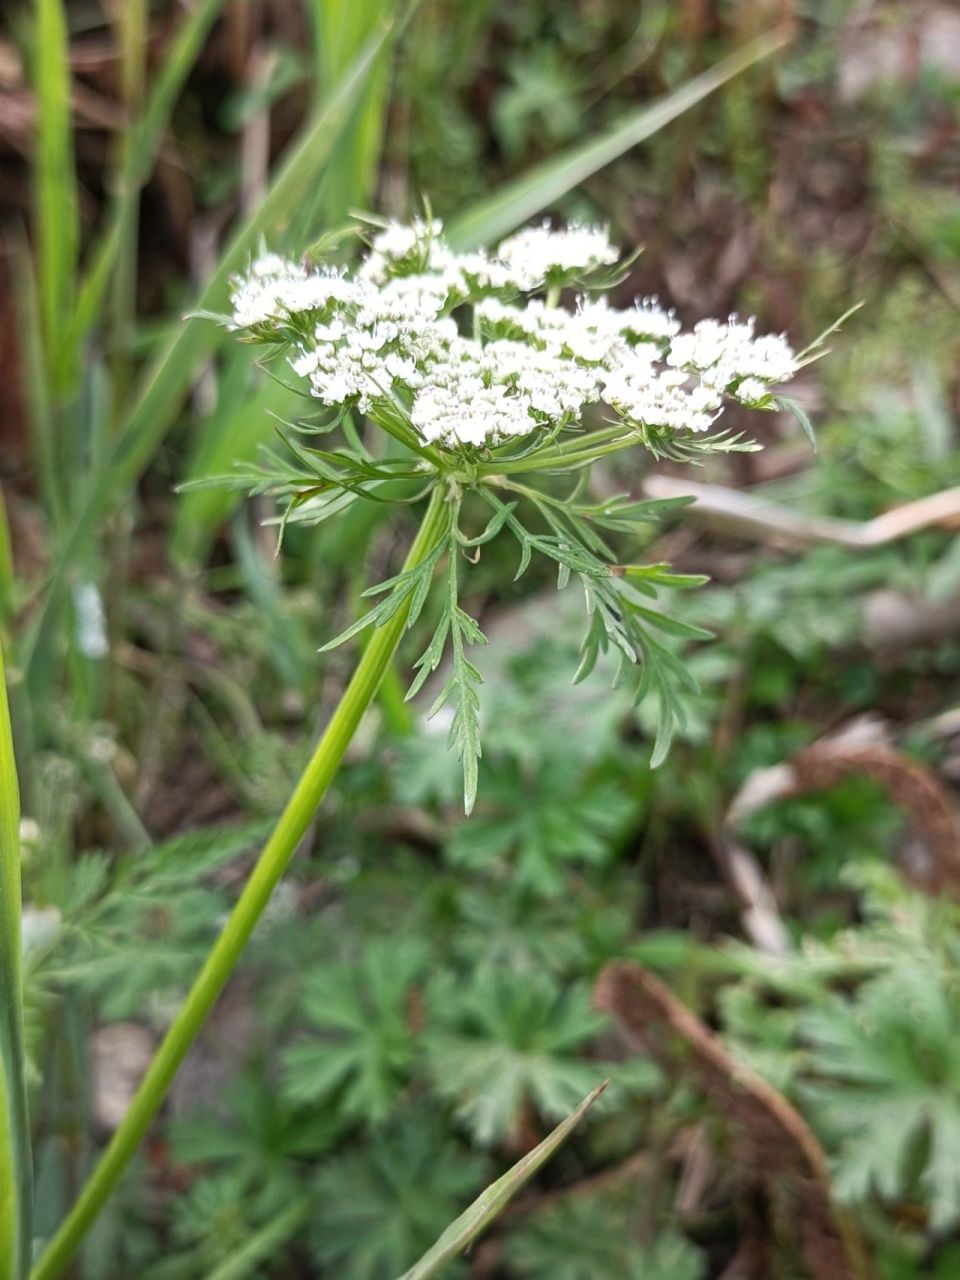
xmin=229 ymin=217 xmax=797 ymax=453
xmin=223 ymin=216 xmax=802 ymax=808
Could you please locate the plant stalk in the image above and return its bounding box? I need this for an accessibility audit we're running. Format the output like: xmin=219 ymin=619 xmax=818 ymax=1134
xmin=29 ymin=488 xmax=449 ymax=1280
xmin=480 ymin=426 xmax=632 ymax=477
xmin=0 ymin=632 xmax=31 ymax=1280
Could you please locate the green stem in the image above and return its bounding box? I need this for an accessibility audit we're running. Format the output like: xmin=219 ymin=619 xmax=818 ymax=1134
xmin=0 ymin=632 xmax=31 ymax=1280
xmin=30 ymin=489 xmax=450 ymax=1280
xmin=480 ymin=427 xmax=633 ymax=477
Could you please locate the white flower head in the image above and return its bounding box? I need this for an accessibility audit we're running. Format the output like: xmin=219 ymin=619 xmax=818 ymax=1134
xmin=226 ymin=219 xmax=798 ymax=451
xmin=666 ymin=317 xmax=797 ymax=394
xmin=496 ymin=220 xmax=620 ymax=290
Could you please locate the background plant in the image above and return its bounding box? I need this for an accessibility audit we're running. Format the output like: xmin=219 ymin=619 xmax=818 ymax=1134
xmin=2 ymin=1 xmax=959 ymax=1277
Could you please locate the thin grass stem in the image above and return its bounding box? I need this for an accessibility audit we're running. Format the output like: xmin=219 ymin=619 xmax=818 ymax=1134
xmin=29 ymin=488 xmax=449 ymax=1280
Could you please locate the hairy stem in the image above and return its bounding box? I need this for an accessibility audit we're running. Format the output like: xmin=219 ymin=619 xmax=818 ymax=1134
xmin=30 ymin=488 xmax=449 ymax=1280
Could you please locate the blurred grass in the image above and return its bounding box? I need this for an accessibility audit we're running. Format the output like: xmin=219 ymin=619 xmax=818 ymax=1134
xmin=4 ymin=2 xmax=960 ymax=1275
xmin=399 ymin=1083 xmax=606 ymax=1280
xmin=23 ymin=19 xmax=394 ymax=692
xmin=0 ymin=632 xmax=30 ymax=1279
xmin=34 ymin=0 xmax=77 ymax=395
xmin=305 ymin=0 xmax=393 ymax=229
xmin=447 ymin=26 xmax=788 ymax=250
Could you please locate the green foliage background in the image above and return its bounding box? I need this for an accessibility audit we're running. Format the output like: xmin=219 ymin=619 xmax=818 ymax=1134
xmin=3 ymin=0 xmax=960 ymax=1276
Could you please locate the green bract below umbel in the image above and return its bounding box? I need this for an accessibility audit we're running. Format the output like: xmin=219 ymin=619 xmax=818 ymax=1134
xmin=212 ymin=215 xmax=804 ymax=812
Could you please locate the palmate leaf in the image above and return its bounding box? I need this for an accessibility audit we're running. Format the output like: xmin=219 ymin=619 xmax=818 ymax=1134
xmin=426 ymin=969 xmax=604 ymax=1145
xmin=169 ymin=1070 xmax=337 ymax=1196
xmin=800 ymin=959 xmax=960 ymax=1229
xmin=503 ymin=1188 xmax=705 ymax=1280
xmin=446 ymin=757 xmax=633 ymax=896
xmin=282 ymin=938 xmax=428 ymax=1125
xmin=311 ymin=1106 xmax=488 ymax=1280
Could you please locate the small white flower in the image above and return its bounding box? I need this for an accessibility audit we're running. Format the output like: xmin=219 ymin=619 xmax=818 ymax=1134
xmin=735 ymin=377 xmax=771 ymax=404
xmin=496 ymin=220 xmax=619 ymax=289
xmin=666 ymin=317 xmax=797 ymax=393
xmin=226 ymin=219 xmax=798 ymax=451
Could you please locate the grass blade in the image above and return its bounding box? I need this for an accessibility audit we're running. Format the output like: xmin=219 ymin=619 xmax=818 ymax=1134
xmin=10 ymin=240 xmax=63 ymax=533
xmin=173 ymin=0 xmax=396 ymax=562
xmin=396 ymin=1082 xmax=607 ymax=1280
xmin=446 ymin=27 xmax=789 ymax=250
xmin=34 ymin=0 xmax=78 ymax=392
xmin=200 ymin=1199 xmax=308 ymax=1280
xmin=23 ymin=20 xmax=393 ymax=687
xmin=64 ymin=0 xmax=225 ymax=367
xmin=0 ymin=635 xmax=31 ymax=1278
xmin=303 ymin=0 xmax=392 ymax=230
xmin=0 ymin=487 xmax=13 ymax=625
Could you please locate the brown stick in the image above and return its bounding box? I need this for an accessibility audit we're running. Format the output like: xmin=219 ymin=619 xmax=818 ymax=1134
xmin=642 ymin=474 xmax=960 ymax=550
xmin=595 ymin=962 xmax=874 ymax=1280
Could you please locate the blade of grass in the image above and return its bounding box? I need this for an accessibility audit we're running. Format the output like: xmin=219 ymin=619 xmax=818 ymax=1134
xmin=0 ymin=486 xmax=13 ymax=625
xmin=303 ymin=0 xmax=392 ymax=232
xmin=63 ymin=0 xmax=225 ymax=371
xmin=10 ymin=241 xmax=63 ymax=534
xmin=23 ymin=20 xmax=393 ymax=690
xmin=108 ymin=0 xmax=148 ymax=411
xmin=169 ymin=358 xmax=279 ymax=565
xmin=201 ymin=1199 xmax=309 ymax=1280
xmin=173 ymin=2 xmax=397 ymax=564
xmin=446 ymin=26 xmax=789 ymax=250
xmin=29 ymin=489 xmax=449 ymax=1280
xmin=397 ymin=1082 xmax=608 ymax=1280
xmin=34 ymin=0 xmax=78 ymax=393
xmin=230 ymin=513 xmax=311 ymax=691
xmin=0 ymin=634 xmax=32 ymax=1279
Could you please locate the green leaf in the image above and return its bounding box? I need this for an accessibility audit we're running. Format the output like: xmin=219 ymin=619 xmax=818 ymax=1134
xmin=0 ymin=637 xmax=31 ymax=1278
xmin=397 ymin=1082 xmax=607 ymax=1280
xmin=313 ymin=1107 xmax=488 ymax=1280
xmin=33 ymin=0 xmax=78 ymax=391
xmin=199 ymin=1199 xmax=309 ymax=1280
xmin=800 ymin=959 xmax=960 ymax=1229
xmin=446 ymin=28 xmax=788 ymax=250
xmin=447 ymin=758 xmax=633 ymax=896
xmin=503 ymin=1191 xmax=704 ymax=1280
xmin=416 ymin=545 xmax=487 ymax=815
xmin=171 ymin=0 xmax=401 ymax=564
xmin=303 ymin=0 xmax=393 ymax=230
xmin=427 ymin=970 xmax=604 ymax=1145
xmin=170 ymin=1071 xmax=336 ymax=1189
xmin=776 ymin=394 xmax=818 ymax=453
xmin=281 ymin=939 xmax=428 ymax=1125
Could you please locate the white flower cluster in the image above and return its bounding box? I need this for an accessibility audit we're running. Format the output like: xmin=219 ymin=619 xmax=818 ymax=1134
xmin=228 ymin=218 xmax=798 ymax=451
xmin=229 ymin=254 xmax=357 ymax=331
xmin=495 ymin=220 xmax=619 ymax=290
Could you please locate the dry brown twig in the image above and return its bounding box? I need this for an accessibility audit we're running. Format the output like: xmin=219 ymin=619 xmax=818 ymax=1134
xmin=641 ymin=474 xmax=960 ymax=650
xmin=724 ymin=718 xmax=960 ymax=913
xmin=594 ymin=962 xmax=875 ymax=1280
xmin=641 ymin=474 xmax=960 ymax=551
